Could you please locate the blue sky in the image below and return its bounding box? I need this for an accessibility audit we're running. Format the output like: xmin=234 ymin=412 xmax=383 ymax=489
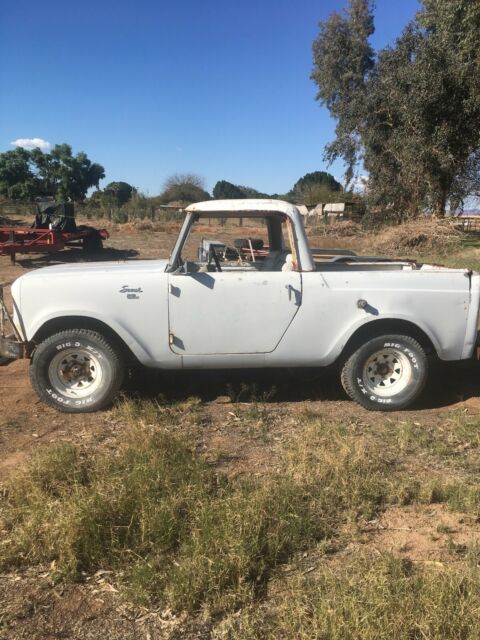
xmin=1 ymin=0 xmax=420 ymax=196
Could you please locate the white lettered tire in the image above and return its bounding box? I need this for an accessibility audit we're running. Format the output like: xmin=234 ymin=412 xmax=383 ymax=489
xmin=341 ymin=334 xmax=428 ymax=411
xmin=29 ymin=329 xmax=124 ymax=413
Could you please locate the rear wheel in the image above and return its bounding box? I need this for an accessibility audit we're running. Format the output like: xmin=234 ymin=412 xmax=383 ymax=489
xmin=341 ymin=334 xmax=428 ymax=411
xmin=29 ymin=329 xmax=124 ymax=413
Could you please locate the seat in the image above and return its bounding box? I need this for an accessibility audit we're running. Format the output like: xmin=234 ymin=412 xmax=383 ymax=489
xmin=260 ymin=250 xmax=291 ymax=271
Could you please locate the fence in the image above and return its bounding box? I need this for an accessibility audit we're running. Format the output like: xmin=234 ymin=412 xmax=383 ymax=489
xmin=457 ymin=216 xmax=480 ymax=233
xmin=0 ymin=201 xmax=186 ymax=225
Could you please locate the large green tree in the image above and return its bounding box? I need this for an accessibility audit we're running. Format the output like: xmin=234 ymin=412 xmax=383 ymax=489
xmin=103 ymin=181 xmax=135 ymax=205
xmin=0 ymin=144 xmax=105 ymax=202
xmin=160 ymin=173 xmax=210 ymax=204
xmin=30 ymin=144 xmax=105 ymax=202
xmin=311 ymin=0 xmax=374 ymax=187
xmin=213 ymin=180 xmax=245 ymax=199
xmin=212 ymin=180 xmax=269 ymax=199
xmin=0 ymin=148 xmax=41 ymax=200
xmin=311 ymin=0 xmax=480 ymax=217
xmin=289 ymin=171 xmax=343 ymax=206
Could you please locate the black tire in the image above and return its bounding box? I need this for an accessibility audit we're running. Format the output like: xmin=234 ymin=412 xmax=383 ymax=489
xmin=82 ymin=230 xmax=103 ymax=253
xmin=341 ymin=334 xmax=428 ymax=411
xmin=29 ymin=329 xmax=124 ymax=413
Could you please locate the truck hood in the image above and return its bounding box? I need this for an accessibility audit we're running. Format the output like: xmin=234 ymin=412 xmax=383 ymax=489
xmin=10 ymin=260 xmax=169 ymax=311
xmin=14 ymin=259 xmax=169 ymax=282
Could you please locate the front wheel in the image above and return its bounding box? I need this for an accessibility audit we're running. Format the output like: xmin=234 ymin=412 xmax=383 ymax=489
xmin=341 ymin=334 xmax=428 ymax=411
xmin=29 ymin=329 xmax=124 ymax=413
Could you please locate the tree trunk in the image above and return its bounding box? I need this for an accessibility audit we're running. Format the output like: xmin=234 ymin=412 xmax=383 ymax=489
xmin=434 ymin=183 xmax=448 ymax=217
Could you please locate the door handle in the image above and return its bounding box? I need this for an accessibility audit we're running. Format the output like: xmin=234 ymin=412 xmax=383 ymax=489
xmin=285 ymin=284 xmax=301 ymax=306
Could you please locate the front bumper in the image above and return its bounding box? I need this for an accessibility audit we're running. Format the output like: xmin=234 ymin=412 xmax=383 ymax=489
xmin=0 ymin=285 xmax=26 ymax=363
xmin=0 ymin=335 xmax=25 ymax=360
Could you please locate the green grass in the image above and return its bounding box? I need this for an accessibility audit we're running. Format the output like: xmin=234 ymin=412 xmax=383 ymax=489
xmin=4 ymin=403 xmax=480 ymax=633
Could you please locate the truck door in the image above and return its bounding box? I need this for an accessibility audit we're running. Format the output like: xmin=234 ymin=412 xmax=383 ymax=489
xmin=167 ymin=270 xmax=302 ymax=355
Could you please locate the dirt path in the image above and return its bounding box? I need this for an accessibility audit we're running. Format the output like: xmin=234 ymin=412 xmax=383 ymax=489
xmin=2 ymin=354 xmax=480 ymax=480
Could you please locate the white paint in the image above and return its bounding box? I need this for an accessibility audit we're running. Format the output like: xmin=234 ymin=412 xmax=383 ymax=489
xmin=168 ymin=271 xmax=301 ymax=355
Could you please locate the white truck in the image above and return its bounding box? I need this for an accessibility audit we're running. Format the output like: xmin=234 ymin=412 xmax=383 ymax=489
xmin=1 ymin=199 xmax=479 ymax=413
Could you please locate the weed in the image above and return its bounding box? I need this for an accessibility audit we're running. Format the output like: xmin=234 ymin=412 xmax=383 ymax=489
xmin=113 ymin=396 xmax=202 ymax=433
xmin=4 ymin=407 xmax=480 ymax=624
xmin=225 ymin=383 xmax=277 ymax=442
xmin=226 ymin=382 xmax=276 ymax=404
xmin=437 ymin=523 xmax=455 ymax=535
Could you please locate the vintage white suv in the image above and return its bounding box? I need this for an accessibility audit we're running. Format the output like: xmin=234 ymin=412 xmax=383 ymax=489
xmin=1 ymin=199 xmax=479 ymax=413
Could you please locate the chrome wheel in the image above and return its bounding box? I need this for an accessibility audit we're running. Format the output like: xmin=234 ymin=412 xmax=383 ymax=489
xmin=362 ymin=348 xmax=412 ymax=397
xmin=48 ymin=348 xmax=103 ymax=399
xmin=341 ymin=334 xmax=427 ymax=412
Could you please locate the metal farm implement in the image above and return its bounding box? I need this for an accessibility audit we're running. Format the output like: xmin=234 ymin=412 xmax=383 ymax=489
xmin=0 ymin=199 xmax=108 ymax=264
xmin=0 ymin=226 xmax=109 ymax=265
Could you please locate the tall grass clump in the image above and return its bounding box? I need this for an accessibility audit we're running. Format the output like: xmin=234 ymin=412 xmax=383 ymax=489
xmin=0 ymin=417 xmax=393 ymax=612
xmin=215 ymin=554 xmax=480 ymax=640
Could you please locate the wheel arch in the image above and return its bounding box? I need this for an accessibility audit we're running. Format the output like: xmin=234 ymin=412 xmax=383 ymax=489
xmin=31 ymin=316 xmax=139 ymax=364
xmin=339 ymin=318 xmax=437 ymax=365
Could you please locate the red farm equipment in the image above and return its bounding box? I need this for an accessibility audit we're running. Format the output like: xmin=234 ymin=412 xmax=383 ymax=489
xmin=0 ymin=200 xmax=109 ymax=264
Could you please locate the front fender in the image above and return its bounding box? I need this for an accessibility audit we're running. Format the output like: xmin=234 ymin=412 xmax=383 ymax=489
xmin=29 ymin=311 xmax=155 ymax=364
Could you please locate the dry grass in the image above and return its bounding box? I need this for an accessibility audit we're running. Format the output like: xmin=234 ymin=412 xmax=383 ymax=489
xmin=215 ymin=553 xmax=480 ymax=639
xmin=0 ymin=411 xmax=395 ymax=614
xmin=306 ymin=217 xmax=473 ymax=268
xmin=3 ymin=400 xmax=480 ymax=636
xmin=116 ymin=220 xmax=178 ymax=233
xmin=373 ymin=218 xmax=463 ymax=256
xmin=307 ymin=219 xmax=365 ymax=237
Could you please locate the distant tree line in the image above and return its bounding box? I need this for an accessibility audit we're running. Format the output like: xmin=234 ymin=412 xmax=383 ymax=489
xmin=0 ymin=143 xmax=349 ymax=211
xmin=212 ymin=171 xmax=345 ymax=207
xmin=311 ymin=0 xmax=480 ymax=218
xmin=83 ymin=171 xmax=351 ymax=222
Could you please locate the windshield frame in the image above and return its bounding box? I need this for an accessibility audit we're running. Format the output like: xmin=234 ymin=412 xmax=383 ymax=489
xmin=166 ymin=211 xmax=293 ymax=273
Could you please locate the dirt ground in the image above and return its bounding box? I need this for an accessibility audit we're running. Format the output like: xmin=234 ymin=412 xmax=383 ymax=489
xmin=2 ymin=215 xmax=480 ymax=638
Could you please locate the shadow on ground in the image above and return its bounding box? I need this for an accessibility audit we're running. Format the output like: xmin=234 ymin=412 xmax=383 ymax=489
xmin=124 ymin=360 xmax=480 ymax=411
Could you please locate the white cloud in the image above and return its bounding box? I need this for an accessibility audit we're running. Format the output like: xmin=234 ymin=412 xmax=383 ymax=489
xmin=10 ymin=137 xmax=51 ymax=150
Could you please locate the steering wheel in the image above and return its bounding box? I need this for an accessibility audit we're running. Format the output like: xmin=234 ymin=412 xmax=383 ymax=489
xmin=208 ymin=246 xmax=222 ymax=272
